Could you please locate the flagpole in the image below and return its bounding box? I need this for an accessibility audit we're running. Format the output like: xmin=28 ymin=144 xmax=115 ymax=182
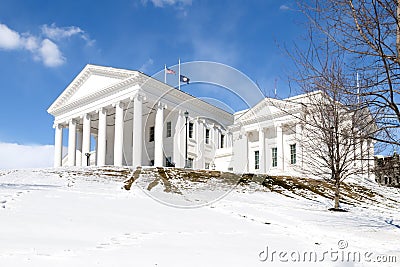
xmin=178 ymin=58 xmax=181 ymax=91
xmin=164 ymin=64 xmax=167 ymax=84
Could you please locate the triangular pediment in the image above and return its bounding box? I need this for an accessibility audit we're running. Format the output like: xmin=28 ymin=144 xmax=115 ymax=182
xmin=48 ymin=64 xmax=138 ymax=114
xmin=236 ymin=98 xmax=298 ymax=122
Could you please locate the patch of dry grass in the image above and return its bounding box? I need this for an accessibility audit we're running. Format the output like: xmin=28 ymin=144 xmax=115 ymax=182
xmin=45 ymin=166 xmax=399 ymax=209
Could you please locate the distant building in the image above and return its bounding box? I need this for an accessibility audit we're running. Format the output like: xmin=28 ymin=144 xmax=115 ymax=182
xmin=374 ymin=154 xmax=400 ymax=186
xmin=48 ymin=64 xmax=374 ymax=179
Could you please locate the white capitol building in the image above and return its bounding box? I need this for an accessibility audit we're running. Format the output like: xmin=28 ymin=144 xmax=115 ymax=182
xmin=48 ymin=64 xmax=373 ymax=177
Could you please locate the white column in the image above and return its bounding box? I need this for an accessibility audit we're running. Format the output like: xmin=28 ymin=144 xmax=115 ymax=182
xmin=114 ymin=102 xmax=124 ymax=166
xmin=154 ymin=102 xmax=165 ymax=167
xmin=259 ymin=128 xmax=265 ymax=173
xmin=277 ymin=125 xmax=284 ymax=171
xmin=76 ymin=130 xmax=83 ymax=167
xmin=227 ymin=132 xmax=232 ymax=148
xmin=68 ymin=119 xmax=77 ymax=166
xmin=210 ymin=124 xmax=216 ymax=150
xmin=174 ymin=110 xmax=185 ymax=168
xmin=196 ymin=119 xmax=205 ymax=169
xmin=245 ymin=132 xmax=249 ymax=172
xmin=215 ymin=127 xmax=221 ymax=149
xmin=132 ymin=95 xmax=144 ymax=167
xmin=54 ymin=124 xmax=63 ymax=167
xmin=82 ymin=114 xmax=91 ymax=166
xmin=97 ymin=108 xmax=107 ymax=166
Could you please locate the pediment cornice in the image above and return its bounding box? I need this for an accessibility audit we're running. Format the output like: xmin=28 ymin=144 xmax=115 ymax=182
xmin=230 ymin=106 xmax=301 ymax=131
xmin=236 ymin=98 xmax=298 ymax=122
xmin=50 ymin=76 xmax=146 ymax=116
xmin=47 ymin=64 xmax=138 ymax=114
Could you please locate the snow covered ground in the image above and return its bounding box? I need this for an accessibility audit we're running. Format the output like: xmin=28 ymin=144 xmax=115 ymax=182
xmin=0 ymin=167 xmax=399 ymax=267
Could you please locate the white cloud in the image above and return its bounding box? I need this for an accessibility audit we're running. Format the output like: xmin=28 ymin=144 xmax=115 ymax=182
xmin=0 ymin=23 xmax=22 ymax=50
xmin=22 ymin=34 xmax=39 ymax=51
xmin=279 ymin=5 xmax=290 ymax=11
xmin=41 ymin=23 xmax=95 ymax=46
xmin=142 ymin=0 xmax=192 ymax=8
xmin=0 ymin=22 xmax=93 ymax=67
xmin=139 ymin=58 xmax=154 ymax=72
xmin=0 ymin=142 xmax=54 ymax=170
xmin=38 ymin=39 xmax=65 ymax=67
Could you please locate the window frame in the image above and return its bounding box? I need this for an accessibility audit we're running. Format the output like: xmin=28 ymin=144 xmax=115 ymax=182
xmin=290 ymin=144 xmax=296 ymax=165
xmin=255 ymin=150 xmax=260 ymax=170
xmin=272 ymin=147 xmax=277 ymax=167
xmin=165 ymin=156 xmax=174 ymax=167
xmin=166 ymin=121 xmax=172 ymax=138
xmin=187 ymin=158 xmax=194 ymax=168
xmin=220 ymin=134 xmax=225 ymax=148
xmin=205 ymin=128 xmax=210 ymax=144
xmin=189 ymin=122 xmax=194 ymax=139
xmin=149 ymin=126 xmax=155 ymax=142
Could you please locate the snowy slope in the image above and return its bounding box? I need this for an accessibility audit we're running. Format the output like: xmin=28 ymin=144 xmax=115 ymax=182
xmin=0 ymin=167 xmax=399 ymax=267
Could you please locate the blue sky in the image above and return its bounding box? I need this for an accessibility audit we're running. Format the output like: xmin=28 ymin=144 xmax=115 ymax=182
xmin=0 ymin=0 xmax=304 ymax=149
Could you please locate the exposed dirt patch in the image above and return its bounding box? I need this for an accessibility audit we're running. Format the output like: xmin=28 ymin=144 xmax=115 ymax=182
xmin=123 ymin=167 xmax=142 ymax=190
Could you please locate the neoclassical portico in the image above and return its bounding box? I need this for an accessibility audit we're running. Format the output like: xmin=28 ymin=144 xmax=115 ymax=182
xmin=49 ymin=64 xmax=233 ymax=169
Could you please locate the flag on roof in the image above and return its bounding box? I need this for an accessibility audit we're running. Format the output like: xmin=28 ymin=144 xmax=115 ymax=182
xmin=166 ymin=68 xmax=176 ymax=74
xmin=180 ymin=75 xmax=190 ymax=84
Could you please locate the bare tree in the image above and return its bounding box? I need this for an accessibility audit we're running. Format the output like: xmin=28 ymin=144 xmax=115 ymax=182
xmin=298 ymin=0 xmax=400 ymax=149
xmin=273 ymin=24 xmax=375 ymax=209
xmin=294 ymin=62 xmax=373 ymax=209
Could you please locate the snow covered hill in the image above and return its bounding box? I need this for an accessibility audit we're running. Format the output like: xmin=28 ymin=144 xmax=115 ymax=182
xmin=0 ymin=167 xmax=399 ymax=267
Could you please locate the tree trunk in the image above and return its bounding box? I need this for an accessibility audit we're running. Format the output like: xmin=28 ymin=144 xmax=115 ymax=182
xmin=334 ymin=180 xmax=340 ymax=209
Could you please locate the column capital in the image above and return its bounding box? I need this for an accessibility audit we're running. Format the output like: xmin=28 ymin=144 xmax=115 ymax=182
xmin=112 ymin=101 xmax=125 ymax=108
xmin=97 ymin=107 xmax=108 ymax=114
xmin=53 ymin=123 xmax=63 ymax=129
xmin=80 ymin=113 xmax=92 ymax=120
xmin=130 ymin=90 xmax=146 ymax=102
xmin=156 ymin=101 xmax=167 ymax=110
xmin=69 ymin=118 xmax=77 ymax=125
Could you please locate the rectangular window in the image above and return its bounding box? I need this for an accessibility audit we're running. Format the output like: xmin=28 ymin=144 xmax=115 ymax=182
xmin=149 ymin=126 xmax=155 ymax=142
xmin=187 ymin=158 xmax=194 ymax=168
xmin=205 ymin=162 xmax=210 ymax=169
xmin=220 ymin=134 xmax=225 ymax=148
xmin=272 ymin=147 xmax=277 ymax=167
xmin=166 ymin=156 xmax=174 ymax=167
xmin=189 ymin=122 xmax=194 ymax=138
xmin=290 ymin=144 xmax=296 ymax=164
xmin=166 ymin=121 xmax=172 ymax=138
xmin=205 ymin=129 xmax=210 ymax=144
xmin=255 ymin=150 xmax=260 ymax=170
